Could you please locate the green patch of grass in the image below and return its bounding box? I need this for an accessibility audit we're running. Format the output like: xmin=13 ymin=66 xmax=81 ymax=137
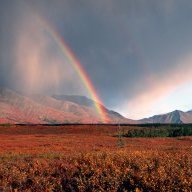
xmin=120 ymin=126 xmax=192 ymax=137
xmin=0 ymin=123 xmax=11 ymax=127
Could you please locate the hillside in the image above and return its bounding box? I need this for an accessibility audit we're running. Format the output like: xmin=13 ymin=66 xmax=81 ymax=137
xmin=0 ymin=88 xmax=133 ymax=124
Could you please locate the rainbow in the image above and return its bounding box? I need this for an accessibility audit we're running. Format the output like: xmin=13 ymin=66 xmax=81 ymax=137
xmin=39 ymin=20 xmax=109 ymax=123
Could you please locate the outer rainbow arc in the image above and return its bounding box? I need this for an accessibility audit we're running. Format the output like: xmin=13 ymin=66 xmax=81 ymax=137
xmin=58 ymin=37 xmax=109 ymax=123
xmin=39 ymin=19 xmax=109 ymax=123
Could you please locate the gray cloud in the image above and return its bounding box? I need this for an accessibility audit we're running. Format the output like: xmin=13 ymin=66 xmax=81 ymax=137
xmin=1 ymin=0 xmax=192 ymax=118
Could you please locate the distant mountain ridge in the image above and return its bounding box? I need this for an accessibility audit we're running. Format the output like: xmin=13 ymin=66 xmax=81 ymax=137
xmin=0 ymin=88 xmax=134 ymax=124
xmin=140 ymin=110 xmax=192 ymax=124
xmin=1 ymin=88 xmax=192 ymax=124
xmin=52 ymin=94 xmax=137 ymax=123
xmin=52 ymin=95 xmax=95 ymax=107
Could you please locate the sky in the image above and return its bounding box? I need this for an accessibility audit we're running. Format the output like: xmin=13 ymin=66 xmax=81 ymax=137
xmin=1 ymin=0 xmax=192 ymax=119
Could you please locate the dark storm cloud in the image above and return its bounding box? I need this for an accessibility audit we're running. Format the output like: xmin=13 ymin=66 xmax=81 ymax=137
xmin=0 ymin=0 xmax=27 ymax=88
xmin=1 ymin=0 xmax=192 ymax=118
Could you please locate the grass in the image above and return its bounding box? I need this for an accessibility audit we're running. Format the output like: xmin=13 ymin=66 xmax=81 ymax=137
xmin=121 ymin=125 xmax=192 ymax=137
xmin=0 ymin=124 xmax=191 ymax=191
xmin=0 ymin=123 xmax=11 ymax=127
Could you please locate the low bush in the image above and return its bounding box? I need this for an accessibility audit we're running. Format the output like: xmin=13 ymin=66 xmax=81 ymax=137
xmin=123 ymin=126 xmax=192 ymax=137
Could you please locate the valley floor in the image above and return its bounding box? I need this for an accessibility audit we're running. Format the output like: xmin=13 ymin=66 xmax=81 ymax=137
xmin=0 ymin=125 xmax=192 ymax=191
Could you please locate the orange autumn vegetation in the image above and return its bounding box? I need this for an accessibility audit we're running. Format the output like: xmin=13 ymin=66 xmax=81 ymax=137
xmin=0 ymin=125 xmax=191 ymax=191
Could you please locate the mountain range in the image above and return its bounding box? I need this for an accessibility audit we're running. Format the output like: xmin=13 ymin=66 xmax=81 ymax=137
xmin=0 ymin=88 xmax=192 ymax=124
xmin=0 ymin=88 xmax=134 ymax=124
xmin=140 ymin=110 xmax=192 ymax=124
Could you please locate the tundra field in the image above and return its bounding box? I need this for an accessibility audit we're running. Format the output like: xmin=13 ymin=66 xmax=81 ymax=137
xmin=0 ymin=124 xmax=191 ymax=191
